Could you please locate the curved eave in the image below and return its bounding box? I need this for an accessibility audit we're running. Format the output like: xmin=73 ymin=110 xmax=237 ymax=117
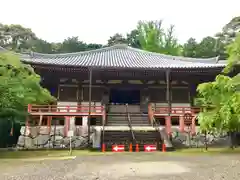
xmin=28 ymin=63 xmax=225 ymax=75
xmin=1 ymin=44 xmax=226 ymax=69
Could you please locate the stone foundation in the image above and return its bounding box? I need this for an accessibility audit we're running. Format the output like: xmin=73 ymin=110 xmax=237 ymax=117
xmin=17 ymin=125 xmax=230 ymax=149
xmin=17 ymin=126 xmax=96 ymax=149
xmin=171 ymin=127 xmax=229 ymax=148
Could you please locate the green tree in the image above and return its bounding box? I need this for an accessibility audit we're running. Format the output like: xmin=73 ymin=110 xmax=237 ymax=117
xmin=137 ymin=20 xmax=181 ymax=55
xmin=58 ymin=36 xmax=87 ymax=53
xmin=126 ymin=29 xmax=141 ymax=48
xmin=0 ymin=52 xmax=55 ymax=122
xmin=197 ymin=36 xmax=219 ymax=58
xmin=182 ymin=38 xmax=199 ymax=57
xmin=30 ymin=39 xmax=54 ymax=53
xmin=86 ymin=43 xmax=103 ymax=50
xmin=107 ymin=33 xmax=127 ymax=46
xmin=195 ymin=33 xmax=240 ymax=149
xmin=224 ymin=33 xmax=240 ymax=73
xmin=0 ymin=24 xmax=37 ymax=52
xmin=220 ymin=16 xmax=240 ymax=44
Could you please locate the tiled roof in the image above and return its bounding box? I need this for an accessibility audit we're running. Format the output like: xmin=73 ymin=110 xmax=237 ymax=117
xmin=1 ymin=44 xmax=226 ymax=69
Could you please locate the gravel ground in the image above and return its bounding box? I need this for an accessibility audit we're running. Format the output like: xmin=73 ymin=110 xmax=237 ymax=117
xmin=1 ymin=153 xmax=240 ymax=180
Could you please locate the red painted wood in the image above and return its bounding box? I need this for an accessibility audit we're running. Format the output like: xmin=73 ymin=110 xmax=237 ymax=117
xmin=165 ymin=116 xmax=171 ymax=134
xmin=179 ymin=116 xmax=184 ymax=132
xmin=29 ymin=104 xmax=105 ymax=114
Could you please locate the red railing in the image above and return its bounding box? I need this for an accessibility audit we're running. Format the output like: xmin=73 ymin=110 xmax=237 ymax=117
xmin=153 ymin=106 xmax=200 ymax=116
xmin=28 ymin=104 xmax=105 ymax=114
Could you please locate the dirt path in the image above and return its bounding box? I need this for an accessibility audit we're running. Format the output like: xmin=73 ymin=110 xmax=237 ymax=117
xmin=1 ymin=153 xmax=240 ymax=179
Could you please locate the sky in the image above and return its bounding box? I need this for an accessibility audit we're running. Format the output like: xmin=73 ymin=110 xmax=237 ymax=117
xmin=0 ymin=0 xmax=239 ymax=45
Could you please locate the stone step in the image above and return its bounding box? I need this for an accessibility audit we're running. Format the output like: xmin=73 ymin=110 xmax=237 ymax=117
xmin=102 ymin=130 xmax=162 ymax=148
xmin=107 ymin=115 xmax=151 ymax=126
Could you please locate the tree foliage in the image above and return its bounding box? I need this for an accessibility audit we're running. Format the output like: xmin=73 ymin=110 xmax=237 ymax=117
xmin=0 ymin=52 xmax=55 ymax=123
xmin=107 ymin=33 xmax=127 ymax=46
xmin=137 ymin=20 xmax=181 ymax=55
xmin=224 ymin=33 xmax=240 ymax=73
xmin=0 ymin=24 xmax=37 ymax=52
xmin=217 ymin=16 xmax=240 ymax=44
xmin=126 ymin=29 xmax=141 ymax=48
xmin=1 ymin=17 xmax=239 ymax=59
xmin=196 ymin=75 xmax=240 ymax=133
xmin=195 ymin=31 xmax=240 ymax=143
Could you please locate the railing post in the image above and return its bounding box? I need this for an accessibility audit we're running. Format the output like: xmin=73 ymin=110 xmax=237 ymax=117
xmin=148 ymin=103 xmax=153 ymax=125
xmin=47 ymin=116 xmax=52 ymax=134
xmin=179 ymin=116 xmax=184 ymax=132
xmin=102 ymin=105 xmax=106 ymax=125
xmin=165 ymin=116 xmax=171 ymax=135
xmin=27 ymin=104 xmax=32 ymax=112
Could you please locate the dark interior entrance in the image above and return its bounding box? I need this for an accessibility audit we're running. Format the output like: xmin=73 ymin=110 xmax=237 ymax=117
xmin=110 ymin=89 xmax=140 ymax=104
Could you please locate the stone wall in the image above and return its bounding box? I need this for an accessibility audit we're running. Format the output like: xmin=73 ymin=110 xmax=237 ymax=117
xmin=170 ymin=126 xmax=229 ymax=148
xmin=17 ymin=125 xmax=231 ymax=149
xmin=17 ymin=126 xmax=96 ymax=149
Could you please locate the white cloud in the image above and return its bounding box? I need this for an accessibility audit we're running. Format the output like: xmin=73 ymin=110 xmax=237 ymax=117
xmin=0 ymin=0 xmax=239 ymax=44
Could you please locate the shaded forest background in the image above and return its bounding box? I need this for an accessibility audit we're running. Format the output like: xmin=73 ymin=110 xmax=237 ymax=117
xmin=1 ymin=16 xmax=239 ymax=60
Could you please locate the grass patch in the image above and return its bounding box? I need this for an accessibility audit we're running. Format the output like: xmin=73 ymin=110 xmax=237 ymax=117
xmin=174 ymin=147 xmax=240 ymax=154
xmin=0 ymin=150 xmax=122 ymax=159
xmin=0 ymin=147 xmax=239 ymax=160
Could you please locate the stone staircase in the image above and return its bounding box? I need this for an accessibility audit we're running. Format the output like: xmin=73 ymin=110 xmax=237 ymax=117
xmin=101 ymin=130 xmax=133 ymax=150
xmin=106 ymin=104 xmax=151 ymax=126
xmin=101 ymin=128 xmax=162 ymax=151
xmin=134 ymin=130 xmax=162 ymax=151
xmin=106 ymin=114 xmax=150 ymax=126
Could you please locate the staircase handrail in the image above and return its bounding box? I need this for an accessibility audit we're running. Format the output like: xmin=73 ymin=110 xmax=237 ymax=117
xmin=126 ymin=104 xmax=136 ymax=142
xmin=151 ymin=114 xmax=165 ymax=143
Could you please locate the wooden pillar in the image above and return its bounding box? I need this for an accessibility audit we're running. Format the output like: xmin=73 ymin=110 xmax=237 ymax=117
xmin=165 ymin=116 xmax=172 ymax=134
xmin=27 ymin=104 xmax=32 ymax=112
xmin=148 ymin=103 xmax=153 ymax=124
xmin=88 ymin=68 xmax=93 ymax=146
xmin=38 ymin=115 xmax=43 ymax=126
xmin=179 ymin=116 xmax=185 ymax=132
xmin=65 ymin=106 xmax=70 ymax=136
xmin=64 ymin=116 xmax=70 ymax=136
xmin=47 ymin=116 xmax=52 ymax=134
xmin=191 ymin=115 xmax=196 ymax=135
xmin=166 ymin=70 xmax=172 ymax=134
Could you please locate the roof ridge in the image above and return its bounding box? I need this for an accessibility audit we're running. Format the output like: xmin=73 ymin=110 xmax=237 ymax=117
xmin=126 ymin=46 xmax=219 ymax=62
xmin=1 ymin=44 xmax=221 ymax=63
xmin=30 ymin=44 xmax=128 ymax=57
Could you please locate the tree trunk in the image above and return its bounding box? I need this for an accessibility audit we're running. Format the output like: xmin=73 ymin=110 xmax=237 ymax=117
xmin=229 ymin=132 xmax=235 ymax=149
xmin=53 ymin=119 xmax=57 ymax=148
xmin=204 ymin=131 xmax=208 ymax=151
xmin=37 ymin=115 xmax=43 ymax=135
